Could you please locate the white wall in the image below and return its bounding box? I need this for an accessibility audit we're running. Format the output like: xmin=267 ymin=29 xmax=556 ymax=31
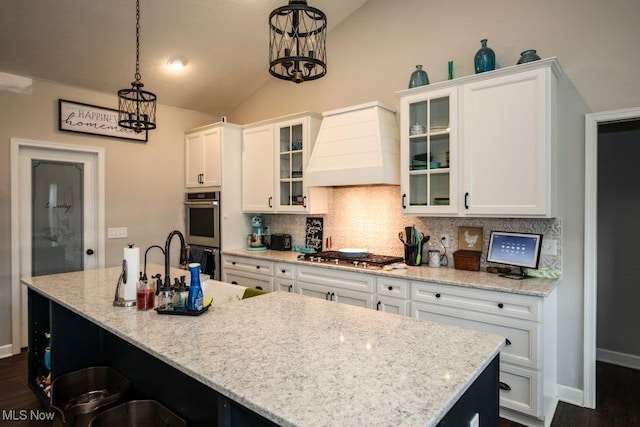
xmin=228 ymin=0 xmax=640 ymax=394
xmin=0 ymin=79 xmax=214 ymax=349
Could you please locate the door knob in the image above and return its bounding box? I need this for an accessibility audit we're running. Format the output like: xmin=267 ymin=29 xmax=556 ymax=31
xmin=86 ymin=249 xmax=94 ymax=255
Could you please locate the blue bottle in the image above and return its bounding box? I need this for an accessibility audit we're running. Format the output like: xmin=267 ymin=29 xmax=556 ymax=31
xmin=474 ymin=39 xmax=495 ymax=73
xmin=187 ymin=263 xmax=203 ymax=312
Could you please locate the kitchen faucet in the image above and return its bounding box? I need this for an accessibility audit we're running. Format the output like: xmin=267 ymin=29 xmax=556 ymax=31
xmin=164 ymin=230 xmax=189 ymax=288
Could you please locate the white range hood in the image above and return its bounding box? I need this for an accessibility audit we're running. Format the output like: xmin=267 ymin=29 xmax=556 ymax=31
xmin=305 ymin=101 xmax=400 ymax=187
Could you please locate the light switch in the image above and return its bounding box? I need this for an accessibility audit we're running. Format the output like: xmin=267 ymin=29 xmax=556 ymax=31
xmin=108 ymin=227 xmax=128 ymax=239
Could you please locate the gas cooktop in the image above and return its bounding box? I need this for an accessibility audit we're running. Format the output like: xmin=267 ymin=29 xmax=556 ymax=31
xmin=297 ymin=251 xmax=405 ymax=270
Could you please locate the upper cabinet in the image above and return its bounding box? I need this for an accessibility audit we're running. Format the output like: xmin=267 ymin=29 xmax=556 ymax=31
xmin=185 ymin=123 xmax=241 ymax=189
xmin=242 ymin=112 xmax=328 ymax=214
xmin=397 ymin=58 xmax=561 ymax=218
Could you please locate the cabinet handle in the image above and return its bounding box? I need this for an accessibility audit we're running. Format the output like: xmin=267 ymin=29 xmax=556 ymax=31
xmin=435 ymin=293 xmax=441 ymax=298
xmin=303 ymin=196 xmax=307 ymax=208
xmin=256 ymin=286 xmax=263 ymax=290
xmin=282 ymin=269 xmax=286 ymax=274
xmin=232 ymin=261 xmax=236 ymax=265
xmin=505 ymin=338 xmax=512 ymax=346
xmin=231 ymin=281 xmax=238 ymax=285
xmin=288 ymin=285 xmax=293 ymax=293
xmin=331 ymin=292 xmax=335 ymax=301
xmin=499 ymin=381 xmax=512 ymax=391
xmin=498 ymin=303 xmax=504 ymax=309
xmin=256 ymin=266 xmax=260 ymax=270
xmin=376 ymin=301 xmax=382 ymax=311
xmin=325 ymin=292 xmax=330 ymax=300
xmin=268 ymin=196 xmax=273 ymax=208
xmin=464 ymin=192 xmax=469 ymax=209
xmin=402 ymin=193 xmax=407 ymax=209
xmin=388 ymin=286 xmax=393 ymax=291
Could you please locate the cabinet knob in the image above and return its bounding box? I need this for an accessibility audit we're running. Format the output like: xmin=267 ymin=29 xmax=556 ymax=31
xmin=86 ymin=249 xmax=94 ymax=255
xmin=505 ymin=338 xmax=512 ymax=346
xmin=256 ymin=286 xmax=263 ymax=290
xmin=499 ymin=381 xmax=512 ymax=391
xmin=282 ymin=269 xmax=286 ymax=274
xmin=435 ymin=293 xmax=441 ymax=298
xmin=498 ymin=303 xmax=504 ymax=309
xmin=232 ymin=261 xmax=236 ymax=265
xmin=388 ymin=286 xmax=393 ymax=291
xmin=231 ymin=281 xmax=238 ymax=285
xmin=256 ymin=266 xmax=260 ymax=270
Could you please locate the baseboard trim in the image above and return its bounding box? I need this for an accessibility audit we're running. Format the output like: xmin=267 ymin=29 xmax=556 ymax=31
xmin=597 ymin=348 xmax=640 ymax=370
xmin=556 ymin=384 xmax=584 ymax=407
xmin=0 ymin=344 xmax=15 ymax=359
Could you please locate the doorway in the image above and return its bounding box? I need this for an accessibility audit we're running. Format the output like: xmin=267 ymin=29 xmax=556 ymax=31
xmin=584 ymin=107 xmax=640 ymax=408
xmin=10 ymin=139 xmax=105 ymax=355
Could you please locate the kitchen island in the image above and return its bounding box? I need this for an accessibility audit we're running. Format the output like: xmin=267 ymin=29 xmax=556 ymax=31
xmin=23 ymin=265 xmax=505 ymax=426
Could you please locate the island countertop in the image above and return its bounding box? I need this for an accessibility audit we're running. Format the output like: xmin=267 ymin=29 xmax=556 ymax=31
xmin=223 ymin=248 xmax=557 ymax=297
xmin=23 ymin=265 xmax=504 ymax=427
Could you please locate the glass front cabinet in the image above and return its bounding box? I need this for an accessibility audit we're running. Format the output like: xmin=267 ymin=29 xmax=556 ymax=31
xmin=399 ymin=86 xmax=458 ymax=215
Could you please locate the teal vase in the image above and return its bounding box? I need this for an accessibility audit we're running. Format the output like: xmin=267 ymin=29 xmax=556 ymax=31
xmin=408 ymin=65 xmax=429 ymax=88
xmin=474 ymin=39 xmax=495 ymax=74
xmin=517 ymin=49 xmax=541 ymax=64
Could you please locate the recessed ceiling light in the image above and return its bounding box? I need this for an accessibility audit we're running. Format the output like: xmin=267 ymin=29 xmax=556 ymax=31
xmin=167 ymin=57 xmax=187 ymax=71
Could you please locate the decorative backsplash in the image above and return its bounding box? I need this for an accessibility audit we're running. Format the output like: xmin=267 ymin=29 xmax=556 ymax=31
xmin=263 ymin=186 xmax=561 ymax=271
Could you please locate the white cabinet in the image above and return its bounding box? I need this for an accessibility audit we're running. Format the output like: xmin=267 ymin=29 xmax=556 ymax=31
xmin=186 ymin=125 xmax=222 ymax=188
xmin=274 ymin=262 xmax=295 ymax=292
xmin=399 ymin=87 xmax=459 ymax=215
xmin=295 ymin=265 xmax=375 ymax=309
xmin=462 ymin=63 xmax=558 ymax=217
xmin=375 ymin=277 xmax=410 ymax=316
xmin=222 ymin=254 xmax=274 ymax=291
xmin=411 ymin=281 xmax=557 ymax=425
xmin=242 ymin=112 xmax=328 ymax=214
xmin=397 ymin=58 xmax=561 ymax=218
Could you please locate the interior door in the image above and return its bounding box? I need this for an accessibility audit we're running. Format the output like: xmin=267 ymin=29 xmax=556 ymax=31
xmin=13 ymin=141 xmax=103 ymax=351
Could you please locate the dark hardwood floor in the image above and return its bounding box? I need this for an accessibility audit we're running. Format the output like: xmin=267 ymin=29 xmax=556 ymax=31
xmin=1 ymin=349 xmax=639 ymax=426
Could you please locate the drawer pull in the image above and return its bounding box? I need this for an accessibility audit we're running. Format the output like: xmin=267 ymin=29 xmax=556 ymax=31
xmin=376 ymin=301 xmax=382 ymax=311
xmin=435 ymin=293 xmax=441 ymax=298
xmin=256 ymin=286 xmax=263 ymax=290
xmin=388 ymin=286 xmax=393 ymax=291
xmin=325 ymin=292 xmax=331 ymax=300
xmin=282 ymin=269 xmax=286 ymax=274
xmin=232 ymin=261 xmax=236 ymax=265
xmin=231 ymin=281 xmax=238 ymax=285
xmin=499 ymin=381 xmax=512 ymax=391
xmin=256 ymin=266 xmax=260 ymax=270
xmin=505 ymin=338 xmax=512 ymax=346
xmin=288 ymin=285 xmax=293 ymax=292
xmin=498 ymin=303 xmax=504 ymax=309
xmin=330 ymin=292 xmax=335 ymax=301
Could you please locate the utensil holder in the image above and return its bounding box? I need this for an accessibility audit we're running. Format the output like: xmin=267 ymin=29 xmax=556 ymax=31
xmin=404 ymin=243 xmax=421 ymax=266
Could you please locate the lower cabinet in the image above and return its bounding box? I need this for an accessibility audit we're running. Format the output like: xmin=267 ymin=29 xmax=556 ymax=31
xmin=375 ymin=277 xmax=410 ymax=316
xmin=274 ymin=263 xmax=295 ymax=292
xmin=295 ymin=265 xmax=375 ymax=309
xmin=222 ymin=255 xmax=274 ymax=291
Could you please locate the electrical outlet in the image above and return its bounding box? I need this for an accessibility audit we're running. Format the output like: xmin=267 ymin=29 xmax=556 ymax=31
xmin=107 ymin=227 xmax=128 ymax=239
xmin=441 ymin=234 xmax=450 ymax=248
xmin=541 ymin=239 xmax=557 ymax=255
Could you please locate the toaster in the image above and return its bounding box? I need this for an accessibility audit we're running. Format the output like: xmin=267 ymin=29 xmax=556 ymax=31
xmin=270 ymin=234 xmax=291 ymax=251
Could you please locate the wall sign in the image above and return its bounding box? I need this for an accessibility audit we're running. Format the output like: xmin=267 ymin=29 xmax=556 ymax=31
xmin=58 ymin=99 xmax=147 ymax=142
xmin=305 ymin=217 xmax=323 ymax=251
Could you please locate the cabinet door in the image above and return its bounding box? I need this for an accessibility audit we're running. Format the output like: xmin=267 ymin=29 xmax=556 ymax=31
xmin=185 ymin=132 xmax=205 ymax=188
xmin=333 ymin=288 xmax=374 ymax=309
xmin=462 ymin=67 xmax=552 ymax=216
xmin=296 ymin=281 xmax=332 ymax=300
xmin=201 ymin=127 xmax=222 ymax=187
xmin=242 ymin=125 xmax=275 ymax=212
xmin=400 ymin=87 xmax=458 ymax=215
xmin=274 ymin=278 xmax=294 ymax=292
xmin=275 ymin=119 xmax=307 ymax=212
xmin=375 ymin=295 xmax=409 ymax=316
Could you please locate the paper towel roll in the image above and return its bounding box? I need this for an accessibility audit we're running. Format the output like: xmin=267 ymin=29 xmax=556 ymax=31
xmin=124 ymin=245 xmax=140 ymax=301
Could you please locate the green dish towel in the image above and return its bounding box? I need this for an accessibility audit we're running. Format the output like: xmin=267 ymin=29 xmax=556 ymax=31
xmin=242 ymin=288 xmax=268 ymax=299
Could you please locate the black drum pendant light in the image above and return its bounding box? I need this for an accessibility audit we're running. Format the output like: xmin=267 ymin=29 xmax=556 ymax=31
xmin=269 ymin=0 xmax=327 ymax=83
xmin=118 ymin=0 xmax=156 ymax=133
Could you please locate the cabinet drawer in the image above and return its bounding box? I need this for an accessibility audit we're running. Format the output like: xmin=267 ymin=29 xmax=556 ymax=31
xmin=411 ymin=281 xmax=540 ymax=321
xmin=376 ymin=295 xmax=409 ymax=316
xmin=411 ymin=301 xmax=540 ymax=369
xmin=222 ymin=270 xmax=273 ymax=292
xmin=275 ymin=263 xmax=295 ymax=279
xmin=274 ymin=278 xmax=294 ymax=293
xmin=223 ymin=255 xmax=273 ymax=276
xmin=296 ymin=266 xmax=375 ymax=293
xmin=376 ymin=277 xmax=409 ymax=299
xmin=499 ymin=364 xmax=541 ymax=418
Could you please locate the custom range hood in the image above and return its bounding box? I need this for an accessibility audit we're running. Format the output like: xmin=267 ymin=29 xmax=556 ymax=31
xmin=305 ymin=101 xmax=400 ymax=187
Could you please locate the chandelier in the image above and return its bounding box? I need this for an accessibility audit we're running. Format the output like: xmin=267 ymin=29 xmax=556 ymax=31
xmin=118 ymin=0 xmax=156 ymax=133
xmin=269 ymin=0 xmax=327 ymax=84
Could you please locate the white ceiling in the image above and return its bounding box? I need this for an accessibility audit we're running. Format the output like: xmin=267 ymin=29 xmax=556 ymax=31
xmin=0 ymin=0 xmax=368 ymax=116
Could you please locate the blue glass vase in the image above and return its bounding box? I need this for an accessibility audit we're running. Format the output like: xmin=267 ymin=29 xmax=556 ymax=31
xmin=474 ymin=39 xmax=495 ymax=74
xmin=408 ymin=65 xmax=429 ymax=88
xmin=517 ymin=49 xmax=541 ymax=64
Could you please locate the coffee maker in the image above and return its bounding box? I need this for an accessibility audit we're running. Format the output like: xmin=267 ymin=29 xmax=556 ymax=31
xmin=248 ymin=215 xmax=267 ymax=251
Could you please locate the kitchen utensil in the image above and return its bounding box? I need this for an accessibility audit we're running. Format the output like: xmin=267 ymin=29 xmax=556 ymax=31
xmin=338 ymin=248 xmax=369 ymax=258
xmin=415 ymin=232 xmax=422 ymax=265
xmin=405 ymin=226 xmax=414 ymax=244
xmin=403 ymin=243 xmax=420 ymax=266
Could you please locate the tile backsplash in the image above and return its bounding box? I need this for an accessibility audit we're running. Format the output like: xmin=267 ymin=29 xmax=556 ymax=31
xmin=263 ymin=186 xmax=561 ymax=271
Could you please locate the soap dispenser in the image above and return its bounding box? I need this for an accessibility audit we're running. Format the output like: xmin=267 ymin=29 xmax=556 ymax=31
xmin=155 ymin=274 xmax=173 ymax=311
xmin=173 ymin=276 xmax=189 ymax=312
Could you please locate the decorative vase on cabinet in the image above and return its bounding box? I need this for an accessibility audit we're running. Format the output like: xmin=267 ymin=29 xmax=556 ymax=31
xmin=408 ymin=65 xmax=429 ymax=88
xmin=474 ymin=39 xmax=495 ymax=73
xmin=517 ymin=49 xmax=541 ymax=64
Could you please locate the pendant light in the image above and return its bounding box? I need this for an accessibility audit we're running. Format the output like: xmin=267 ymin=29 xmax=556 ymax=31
xmin=269 ymin=0 xmax=327 ymax=84
xmin=118 ymin=0 xmax=156 ymax=133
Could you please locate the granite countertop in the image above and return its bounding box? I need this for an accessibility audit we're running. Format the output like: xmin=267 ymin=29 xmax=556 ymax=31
xmin=224 ymin=248 xmax=557 ymax=297
xmin=23 ymin=264 xmax=504 ymax=427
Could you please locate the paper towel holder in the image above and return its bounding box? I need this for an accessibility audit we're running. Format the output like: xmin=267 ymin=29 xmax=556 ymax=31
xmin=113 ymin=258 xmax=136 ymax=307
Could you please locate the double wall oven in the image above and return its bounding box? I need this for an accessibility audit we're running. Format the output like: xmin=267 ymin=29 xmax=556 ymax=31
xmin=185 ymin=191 xmax=221 ymax=280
